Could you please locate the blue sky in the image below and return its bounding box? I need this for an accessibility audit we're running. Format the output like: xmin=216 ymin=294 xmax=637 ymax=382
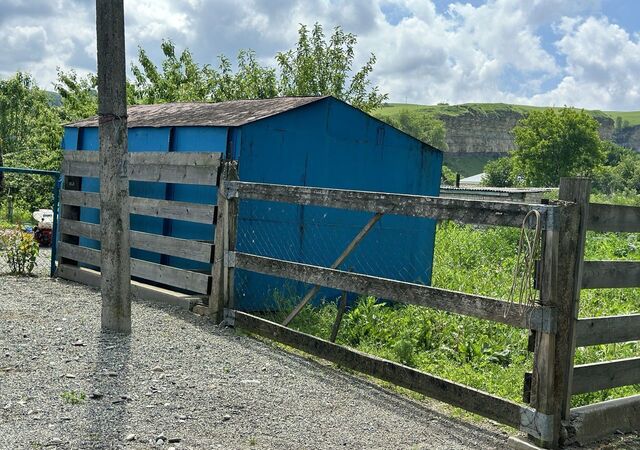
xmin=0 ymin=0 xmax=638 ymax=110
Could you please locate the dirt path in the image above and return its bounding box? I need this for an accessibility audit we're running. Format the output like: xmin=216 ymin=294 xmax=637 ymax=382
xmin=0 ymin=263 xmax=514 ymax=449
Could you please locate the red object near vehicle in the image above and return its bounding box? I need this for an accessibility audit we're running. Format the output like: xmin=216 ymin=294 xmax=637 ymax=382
xmin=32 ymin=209 xmax=54 ymax=247
xmin=33 ymin=227 xmax=52 ymax=247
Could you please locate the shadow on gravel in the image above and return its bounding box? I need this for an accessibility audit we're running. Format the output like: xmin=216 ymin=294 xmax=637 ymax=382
xmin=83 ymin=332 xmax=131 ymax=448
xmin=138 ymin=300 xmax=508 ymax=447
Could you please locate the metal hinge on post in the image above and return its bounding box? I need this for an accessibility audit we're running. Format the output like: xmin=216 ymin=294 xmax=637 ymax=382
xmin=224 ymin=251 xmax=236 ymax=268
xmin=529 ymin=306 xmax=557 ymax=334
xmin=225 ymin=182 xmax=239 ymax=199
xmin=520 ymin=406 xmax=554 ymax=443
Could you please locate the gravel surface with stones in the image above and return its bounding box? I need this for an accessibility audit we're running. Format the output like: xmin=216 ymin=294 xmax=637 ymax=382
xmin=1 ymin=249 xmax=638 ymax=449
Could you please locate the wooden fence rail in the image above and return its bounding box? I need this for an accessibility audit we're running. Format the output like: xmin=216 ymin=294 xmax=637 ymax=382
xmin=62 ymin=150 xmax=223 ymax=185
xmin=581 ymin=260 xmax=640 ymax=289
xmin=226 ymin=310 xmax=553 ymax=441
xmin=575 ymin=314 xmax=640 ymax=347
xmin=230 ymin=251 xmax=556 ymax=332
xmin=225 ymin=181 xmax=558 ymax=228
xmin=60 ymin=190 xmax=217 ymax=224
xmin=59 ymin=218 xmax=213 ymax=264
xmin=58 ymin=242 xmax=211 ymax=294
xmin=572 ymin=357 xmax=640 ymax=394
xmin=587 ymin=203 xmax=640 ymax=233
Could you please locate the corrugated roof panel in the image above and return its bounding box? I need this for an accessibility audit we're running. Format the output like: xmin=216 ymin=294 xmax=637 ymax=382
xmin=66 ymin=96 xmax=328 ymax=128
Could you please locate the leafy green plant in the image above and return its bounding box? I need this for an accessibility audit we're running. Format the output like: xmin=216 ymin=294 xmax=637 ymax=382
xmin=0 ymin=228 xmax=39 ymax=275
xmin=61 ymin=390 xmax=86 ymax=405
xmin=260 ymin=216 xmax=639 ymax=408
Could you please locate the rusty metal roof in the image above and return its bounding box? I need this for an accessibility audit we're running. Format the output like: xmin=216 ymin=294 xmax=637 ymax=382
xmin=66 ymin=96 xmax=328 ymax=128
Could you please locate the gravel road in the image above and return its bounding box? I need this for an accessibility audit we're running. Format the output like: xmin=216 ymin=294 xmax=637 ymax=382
xmin=0 ymin=250 xmax=511 ymax=449
xmin=1 ymin=250 xmax=637 ymax=449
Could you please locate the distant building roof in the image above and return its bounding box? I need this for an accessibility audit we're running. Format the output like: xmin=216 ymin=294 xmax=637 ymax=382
xmin=460 ymin=173 xmax=485 ymax=185
xmin=441 ymin=186 xmax=556 ymax=194
xmin=65 ymin=96 xmax=328 ymax=128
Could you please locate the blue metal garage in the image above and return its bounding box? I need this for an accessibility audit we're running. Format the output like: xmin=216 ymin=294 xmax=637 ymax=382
xmin=62 ymin=96 xmax=442 ymax=310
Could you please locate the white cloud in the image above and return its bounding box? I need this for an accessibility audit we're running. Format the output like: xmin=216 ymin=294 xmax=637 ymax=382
xmin=529 ymin=16 xmax=640 ymax=109
xmin=0 ymin=0 xmax=636 ymax=110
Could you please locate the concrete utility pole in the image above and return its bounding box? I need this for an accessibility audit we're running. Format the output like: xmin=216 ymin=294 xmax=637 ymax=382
xmin=96 ymin=0 xmax=131 ymax=333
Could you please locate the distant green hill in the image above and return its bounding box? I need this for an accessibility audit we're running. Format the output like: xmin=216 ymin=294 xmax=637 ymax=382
xmin=46 ymin=91 xmax=62 ymax=107
xmin=373 ymin=102 xmax=640 ymax=177
xmin=374 ymin=102 xmax=638 ymax=125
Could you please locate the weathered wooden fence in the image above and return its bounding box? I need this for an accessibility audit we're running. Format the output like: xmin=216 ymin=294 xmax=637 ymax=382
xmin=54 ymin=155 xmax=640 ymax=449
xmin=206 ymin=176 xmax=599 ymax=448
xmin=564 ymin=200 xmax=640 ymax=445
xmin=56 ymin=150 xmax=224 ymax=306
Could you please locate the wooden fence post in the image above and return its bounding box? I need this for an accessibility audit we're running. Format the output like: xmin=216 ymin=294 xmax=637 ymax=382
xmin=209 ymin=161 xmax=239 ymax=322
xmin=96 ymin=0 xmax=131 ymax=333
xmin=529 ymin=177 xmax=590 ymax=448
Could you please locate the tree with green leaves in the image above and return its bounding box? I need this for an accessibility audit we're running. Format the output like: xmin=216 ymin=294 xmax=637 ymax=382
xmin=128 ymin=23 xmax=386 ymax=112
xmin=276 ymin=23 xmax=386 ymax=112
xmin=592 ymin=142 xmax=640 ymax=195
xmin=441 ymin=165 xmax=456 ymax=185
xmin=0 ymin=73 xmax=62 ymax=207
xmin=482 ymin=157 xmax=519 ymax=187
xmin=376 ymin=109 xmax=448 ymax=150
xmin=512 ymin=108 xmax=604 ymax=187
xmin=55 ymin=69 xmax=98 ymax=122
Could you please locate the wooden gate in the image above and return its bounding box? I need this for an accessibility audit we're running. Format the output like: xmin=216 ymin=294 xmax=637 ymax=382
xmin=209 ymin=176 xmax=640 ymax=449
xmin=56 ymin=150 xmax=226 ymax=307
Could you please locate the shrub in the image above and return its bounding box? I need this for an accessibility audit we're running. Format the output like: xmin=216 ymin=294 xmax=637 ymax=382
xmin=0 ymin=228 xmax=39 ymax=275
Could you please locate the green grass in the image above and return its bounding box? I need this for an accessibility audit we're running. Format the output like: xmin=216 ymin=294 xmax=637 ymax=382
xmin=603 ymin=110 xmax=640 ymax=127
xmin=374 ymin=102 xmax=635 ymax=125
xmin=258 ymin=198 xmax=640 ymax=409
xmin=61 ymin=390 xmax=86 ymax=405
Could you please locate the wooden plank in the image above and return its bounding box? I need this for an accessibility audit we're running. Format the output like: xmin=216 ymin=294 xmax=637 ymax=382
xmin=128 ymin=164 xmax=220 ymax=185
xmin=60 ymin=189 xmax=100 ymax=208
xmin=56 ymin=264 xmax=198 ymax=309
xmin=230 ymin=310 xmax=524 ymax=429
xmin=282 ymin=212 xmax=383 ymax=326
xmin=209 ymin=162 xmax=238 ymax=322
xmin=62 ymin=160 xmax=99 ymax=177
xmin=556 ymin=179 xmax=591 ymax=420
xmin=59 ymin=218 xmax=101 ymax=240
xmin=64 ymin=150 xmax=222 ymax=166
xmin=62 ymin=151 xmax=223 ymax=185
xmin=575 ymin=315 xmax=640 ymax=346
xmin=570 ymin=395 xmax=640 ymax=446
xmin=129 ymin=197 xmax=216 ymax=224
xmin=529 ymin=226 xmax=559 ymax=428
xmin=232 ymin=252 xmax=555 ymax=332
xmin=582 ymin=261 xmax=640 ymax=289
xmin=572 ymin=357 xmax=640 ymax=394
xmin=587 ymin=203 xmax=640 ymax=233
xmin=60 ymin=190 xmax=216 ymax=224
xmin=228 ymin=181 xmax=556 ymax=228
xmin=59 ymin=218 xmax=213 ymax=264
xmin=209 ymin=193 xmax=227 ymax=322
xmin=57 ymin=242 xmax=210 ymax=294
xmin=128 ymin=152 xmax=223 ymax=166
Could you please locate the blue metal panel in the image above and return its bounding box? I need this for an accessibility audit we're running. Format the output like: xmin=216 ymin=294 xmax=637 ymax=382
xmin=61 ymin=97 xmax=442 ymax=305
xmin=164 ymin=126 xmax=227 ymax=270
xmin=235 ymin=98 xmax=442 ymax=310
